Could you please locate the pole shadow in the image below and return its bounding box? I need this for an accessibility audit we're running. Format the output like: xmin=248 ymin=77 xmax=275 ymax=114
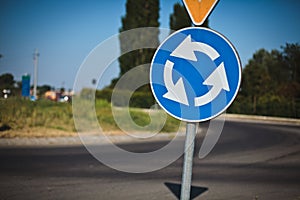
xmin=164 ymin=182 xmax=208 ymax=199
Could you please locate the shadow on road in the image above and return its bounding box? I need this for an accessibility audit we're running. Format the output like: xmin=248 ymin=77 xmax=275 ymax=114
xmin=164 ymin=182 xmax=208 ymax=199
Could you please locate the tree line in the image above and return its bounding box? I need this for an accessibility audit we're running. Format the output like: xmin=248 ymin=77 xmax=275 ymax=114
xmin=98 ymin=0 xmax=299 ymax=118
xmin=2 ymin=1 xmax=299 ymax=118
xmin=229 ymin=44 xmax=300 ymax=118
xmin=0 ymin=73 xmax=62 ymax=98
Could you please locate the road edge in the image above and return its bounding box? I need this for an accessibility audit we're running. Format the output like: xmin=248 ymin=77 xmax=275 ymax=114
xmin=224 ymin=113 xmax=300 ymax=126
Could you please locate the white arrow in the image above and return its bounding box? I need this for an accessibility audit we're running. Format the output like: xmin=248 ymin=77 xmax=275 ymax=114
xmin=163 ymin=60 xmax=189 ymax=106
xmin=170 ymin=35 xmax=220 ymax=61
xmin=194 ymin=62 xmax=229 ymax=107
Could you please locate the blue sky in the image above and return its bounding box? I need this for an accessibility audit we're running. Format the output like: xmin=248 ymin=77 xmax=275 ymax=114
xmin=0 ymin=0 xmax=300 ymax=90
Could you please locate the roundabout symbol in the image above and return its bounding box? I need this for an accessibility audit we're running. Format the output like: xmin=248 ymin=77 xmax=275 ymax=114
xmin=150 ymin=27 xmax=241 ymax=122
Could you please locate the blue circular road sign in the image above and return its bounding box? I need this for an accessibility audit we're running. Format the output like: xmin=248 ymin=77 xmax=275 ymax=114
xmin=150 ymin=27 xmax=241 ymax=122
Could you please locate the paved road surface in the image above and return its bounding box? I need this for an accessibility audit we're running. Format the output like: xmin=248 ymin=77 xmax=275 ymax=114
xmin=0 ymin=121 xmax=299 ymax=200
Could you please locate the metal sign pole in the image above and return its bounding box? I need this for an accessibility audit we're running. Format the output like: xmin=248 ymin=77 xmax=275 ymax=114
xmin=180 ymin=122 xmax=197 ymax=200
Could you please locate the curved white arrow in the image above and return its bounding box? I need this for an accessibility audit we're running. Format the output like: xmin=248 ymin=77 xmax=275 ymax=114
xmin=171 ymin=35 xmax=220 ymax=61
xmin=163 ymin=60 xmax=189 ymax=106
xmin=194 ymin=62 xmax=229 ymax=106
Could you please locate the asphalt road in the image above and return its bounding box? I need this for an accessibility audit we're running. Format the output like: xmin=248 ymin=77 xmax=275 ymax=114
xmin=0 ymin=121 xmax=299 ymax=200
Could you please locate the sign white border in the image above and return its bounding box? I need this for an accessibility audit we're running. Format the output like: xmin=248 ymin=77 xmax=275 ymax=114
xmin=150 ymin=27 xmax=242 ymax=122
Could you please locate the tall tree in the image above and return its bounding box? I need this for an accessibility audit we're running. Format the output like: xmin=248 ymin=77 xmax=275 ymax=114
xmin=280 ymin=43 xmax=300 ymax=116
xmin=282 ymin=43 xmax=300 ymax=84
xmin=241 ymin=49 xmax=272 ymax=113
xmin=105 ymin=0 xmax=160 ymax=108
xmin=117 ymin=0 xmax=159 ymax=82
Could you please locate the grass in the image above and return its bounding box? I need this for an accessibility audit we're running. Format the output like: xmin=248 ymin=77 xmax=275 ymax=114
xmin=0 ymin=98 xmax=71 ymax=130
xmin=0 ymin=97 xmax=181 ymax=138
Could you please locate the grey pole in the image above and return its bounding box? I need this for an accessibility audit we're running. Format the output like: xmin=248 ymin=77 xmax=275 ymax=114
xmin=33 ymin=49 xmax=39 ymax=100
xmin=180 ymin=122 xmax=197 ymax=200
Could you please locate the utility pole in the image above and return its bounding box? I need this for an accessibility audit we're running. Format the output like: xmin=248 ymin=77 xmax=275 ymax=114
xmin=33 ymin=49 xmax=39 ymax=100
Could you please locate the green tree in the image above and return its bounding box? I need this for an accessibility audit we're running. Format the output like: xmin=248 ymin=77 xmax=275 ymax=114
xmin=280 ymin=43 xmax=300 ymax=116
xmin=0 ymin=73 xmax=22 ymax=97
xmin=282 ymin=43 xmax=300 ymax=83
xmin=117 ymin=0 xmax=159 ymax=79
xmin=265 ymin=49 xmax=287 ymax=91
xmin=231 ymin=43 xmax=300 ymax=118
xmin=0 ymin=73 xmax=16 ymax=96
xmin=241 ymin=49 xmax=272 ymax=113
xmin=105 ymin=0 xmax=160 ymax=108
xmin=0 ymin=73 xmax=15 ymax=91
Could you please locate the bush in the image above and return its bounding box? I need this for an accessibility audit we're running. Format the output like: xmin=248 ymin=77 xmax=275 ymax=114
xmin=97 ymin=88 xmax=155 ymax=108
xmin=129 ymin=91 xmax=155 ymax=108
xmin=0 ymin=98 xmax=74 ymax=131
xmin=227 ymin=94 xmax=299 ymax=118
xmin=0 ymin=97 xmax=181 ymax=134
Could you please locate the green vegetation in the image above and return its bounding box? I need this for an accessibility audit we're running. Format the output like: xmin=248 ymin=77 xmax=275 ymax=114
xmin=118 ymin=0 xmax=159 ymax=77
xmin=229 ymin=43 xmax=300 ymax=118
xmin=0 ymin=98 xmax=74 ymax=133
xmin=96 ymin=89 xmax=156 ymax=108
xmin=1 ymin=1 xmax=299 ymax=139
xmin=0 ymin=73 xmax=53 ymax=98
xmin=103 ymin=0 xmax=160 ymax=108
xmin=0 ymin=98 xmax=181 ymax=137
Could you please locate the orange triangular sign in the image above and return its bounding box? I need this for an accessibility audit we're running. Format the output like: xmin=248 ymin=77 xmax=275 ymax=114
xmin=183 ymin=0 xmax=219 ymax=25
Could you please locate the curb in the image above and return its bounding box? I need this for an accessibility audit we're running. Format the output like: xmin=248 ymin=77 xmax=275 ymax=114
xmin=0 ymin=132 xmax=183 ymax=148
xmin=224 ymin=113 xmax=300 ymax=125
xmin=0 ymin=114 xmax=298 ymax=147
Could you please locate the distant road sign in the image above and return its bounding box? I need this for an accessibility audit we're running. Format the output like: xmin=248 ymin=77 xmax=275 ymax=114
xmin=150 ymin=27 xmax=241 ymax=122
xmin=22 ymin=74 xmax=30 ymax=97
xmin=182 ymin=0 xmax=219 ymax=25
